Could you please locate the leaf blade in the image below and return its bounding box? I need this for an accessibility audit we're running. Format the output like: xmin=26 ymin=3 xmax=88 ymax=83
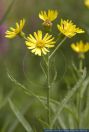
xmin=8 ymin=98 xmax=33 ymax=132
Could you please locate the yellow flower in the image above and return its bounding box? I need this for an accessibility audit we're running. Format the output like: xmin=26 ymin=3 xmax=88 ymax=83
xmin=39 ymin=10 xmax=58 ymax=27
xmin=71 ymin=41 xmax=89 ymax=53
xmin=25 ymin=30 xmax=55 ymax=56
xmin=5 ymin=19 xmax=25 ymax=38
xmin=84 ymin=0 xmax=89 ymax=8
xmin=57 ymin=19 xmax=85 ymax=38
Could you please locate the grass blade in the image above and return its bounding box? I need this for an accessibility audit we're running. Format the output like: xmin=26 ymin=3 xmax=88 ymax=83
xmin=8 ymin=100 xmax=33 ymax=132
xmin=7 ymin=71 xmax=48 ymax=110
xmin=8 ymin=98 xmax=33 ymax=132
xmin=50 ymin=68 xmax=86 ymax=128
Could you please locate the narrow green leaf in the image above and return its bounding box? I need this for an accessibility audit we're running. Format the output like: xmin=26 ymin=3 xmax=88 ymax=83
xmin=8 ymin=98 xmax=33 ymax=132
xmin=38 ymin=119 xmax=49 ymax=128
xmin=0 ymin=89 xmax=15 ymax=110
xmin=8 ymin=100 xmax=33 ymax=132
xmin=81 ymin=84 xmax=89 ymax=127
xmin=80 ymin=76 xmax=89 ymax=98
xmin=51 ymin=104 xmax=67 ymax=129
xmin=7 ymin=70 xmax=82 ymax=128
xmin=40 ymin=61 xmax=47 ymax=79
xmin=7 ymin=72 xmax=48 ymax=110
xmin=50 ymin=68 xmax=86 ymax=128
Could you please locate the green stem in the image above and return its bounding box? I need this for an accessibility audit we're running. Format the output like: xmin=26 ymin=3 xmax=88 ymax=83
xmin=19 ymin=31 xmax=27 ymax=40
xmin=79 ymin=59 xmax=83 ymax=74
xmin=77 ymin=58 xmax=83 ymax=128
xmin=47 ymin=54 xmax=50 ymax=127
xmin=46 ymin=37 xmax=67 ymax=127
xmin=55 ymin=33 xmax=61 ymax=43
xmin=49 ymin=37 xmax=67 ymax=59
xmin=77 ymin=92 xmax=81 ymax=128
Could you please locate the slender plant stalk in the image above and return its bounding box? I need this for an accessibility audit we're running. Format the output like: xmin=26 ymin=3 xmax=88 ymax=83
xmin=79 ymin=59 xmax=83 ymax=73
xmin=47 ymin=54 xmax=50 ymax=127
xmin=46 ymin=37 xmax=67 ymax=128
xmin=49 ymin=37 xmax=67 ymax=59
xmin=77 ymin=58 xmax=84 ymax=128
xmin=77 ymin=92 xmax=81 ymax=128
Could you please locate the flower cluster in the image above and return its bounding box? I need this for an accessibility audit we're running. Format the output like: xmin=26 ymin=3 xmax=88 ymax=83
xmin=5 ymin=9 xmax=87 ymax=57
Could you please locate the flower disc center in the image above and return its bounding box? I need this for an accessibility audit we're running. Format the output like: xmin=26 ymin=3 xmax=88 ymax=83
xmin=36 ymin=40 xmax=45 ymax=48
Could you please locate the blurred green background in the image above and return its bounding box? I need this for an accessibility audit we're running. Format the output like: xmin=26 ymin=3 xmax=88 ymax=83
xmin=0 ymin=0 xmax=89 ymax=131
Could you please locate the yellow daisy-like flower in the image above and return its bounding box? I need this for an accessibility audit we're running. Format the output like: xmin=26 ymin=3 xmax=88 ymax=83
xmin=57 ymin=19 xmax=85 ymax=38
xmin=5 ymin=19 xmax=25 ymax=39
xmin=39 ymin=10 xmax=58 ymax=27
xmin=25 ymin=30 xmax=56 ymax=56
xmin=84 ymin=0 xmax=89 ymax=8
xmin=71 ymin=41 xmax=89 ymax=53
